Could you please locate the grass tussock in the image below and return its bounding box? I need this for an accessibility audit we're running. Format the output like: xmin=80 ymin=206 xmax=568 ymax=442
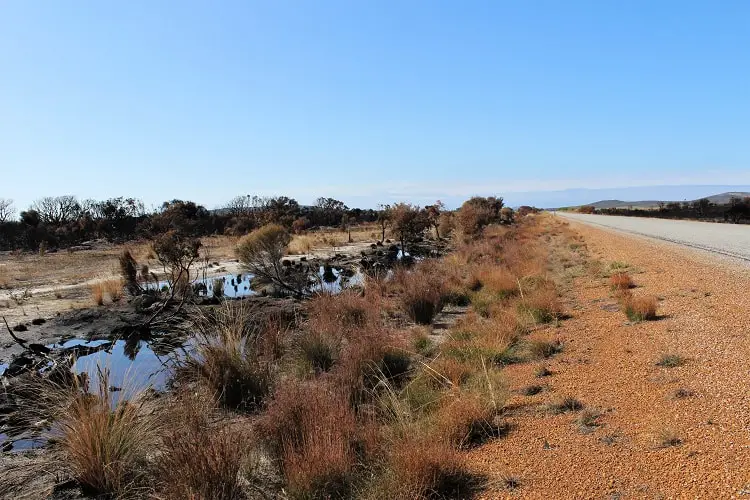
xmin=528 ymin=339 xmax=563 ymax=359
xmin=89 ymin=278 xmax=124 ymax=306
xmin=177 ymin=301 xmax=278 ymax=411
xmin=259 ymin=380 xmax=358 ymax=499
xmin=657 ymin=428 xmax=682 ymax=448
xmin=609 ymin=272 xmax=633 ymax=291
xmin=394 ymin=263 xmax=447 ymax=325
xmin=380 ymin=437 xmax=484 ymax=499
xmin=548 ymin=396 xmax=584 ymax=414
xmin=622 ymin=294 xmax=658 ymax=322
xmin=55 ymin=371 xmax=161 ymax=497
xmin=157 ymin=392 xmax=253 ymax=499
xmin=517 ymin=288 xmax=563 ymax=325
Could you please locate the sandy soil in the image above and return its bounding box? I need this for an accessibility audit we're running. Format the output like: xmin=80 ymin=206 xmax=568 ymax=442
xmin=470 ymin=219 xmax=750 ymax=498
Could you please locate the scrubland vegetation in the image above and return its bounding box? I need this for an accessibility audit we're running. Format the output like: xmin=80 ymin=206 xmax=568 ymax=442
xmin=0 ymin=189 xmax=698 ymax=498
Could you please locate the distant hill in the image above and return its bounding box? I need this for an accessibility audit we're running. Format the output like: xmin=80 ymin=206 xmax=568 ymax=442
xmin=581 ymin=191 xmax=750 ymax=210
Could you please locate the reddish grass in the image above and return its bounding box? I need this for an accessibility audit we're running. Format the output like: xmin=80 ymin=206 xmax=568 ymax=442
xmin=157 ymin=393 xmax=251 ymax=499
xmin=258 ymin=380 xmax=357 ymax=498
xmin=434 ymin=393 xmax=501 ymax=448
xmin=385 ymin=436 xmax=482 ymax=498
xmin=471 ymin=265 xmax=518 ymax=297
xmin=394 ymin=264 xmax=447 ymax=325
xmin=623 ymin=294 xmax=658 ymax=322
xmin=307 ymin=290 xmax=380 ymax=332
xmin=610 ymin=272 xmax=634 ymax=291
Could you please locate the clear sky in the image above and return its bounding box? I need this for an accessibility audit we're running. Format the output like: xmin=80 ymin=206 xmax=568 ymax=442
xmin=2 ymin=1 xmax=750 ymax=211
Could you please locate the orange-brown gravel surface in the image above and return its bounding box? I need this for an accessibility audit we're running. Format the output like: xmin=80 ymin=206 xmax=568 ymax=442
xmin=470 ymin=219 xmax=750 ymax=498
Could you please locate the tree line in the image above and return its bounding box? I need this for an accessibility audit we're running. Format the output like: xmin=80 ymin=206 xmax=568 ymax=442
xmin=0 ymin=194 xmax=517 ymax=252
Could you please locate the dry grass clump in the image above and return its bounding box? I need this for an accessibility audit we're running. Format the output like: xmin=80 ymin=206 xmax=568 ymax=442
xmin=394 ymin=264 xmax=447 ymax=325
xmin=157 ymin=392 xmax=253 ymax=499
xmin=471 ymin=265 xmax=518 ymax=298
xmin=297 ymin=328 xmax=342 ymax=373
xmin=177 ymin=301 xmax=278 ymax=411
xmin=54 ymin=372 xmax=161 ymax=497
xmin=89 ymin=278 xmax=124 ymax=306
xmin=622 ymin=294 xmax=658 ymax=322
xmin=609 ymin=272 xmax=633 ymax=291
xmin=259 ymin=380 xmax=359 ymax=498
xmin=517 ymin=288 xmax=563 ymax=324
xmin=528 ymin=338 xmax=563 ymax=359
xmin=382 ymin=437 xmax=484 ymax=499
xmin=307 ymin=290 xmax=379 ymax=331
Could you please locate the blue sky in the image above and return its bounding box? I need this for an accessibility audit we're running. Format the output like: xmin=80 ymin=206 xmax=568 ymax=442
xmin=2 ymin=1 xmax=750 ymax=211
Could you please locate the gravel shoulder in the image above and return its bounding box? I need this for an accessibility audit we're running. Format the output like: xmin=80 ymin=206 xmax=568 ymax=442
xmin=557 ymin=212 xmax=750 ymax=265
xmin=468 ymin=218 xmax=750 ymax=498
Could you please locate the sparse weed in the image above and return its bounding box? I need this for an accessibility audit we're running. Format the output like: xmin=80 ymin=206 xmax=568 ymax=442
xmin=657 ymin=353 xmax=686 ymax=368
xmin=549 ymin=396 xmax=584 ymax=414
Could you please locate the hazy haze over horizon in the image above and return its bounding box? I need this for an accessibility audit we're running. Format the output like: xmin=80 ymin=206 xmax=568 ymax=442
xmin=2 ymin=1 xmax=750 ymax=213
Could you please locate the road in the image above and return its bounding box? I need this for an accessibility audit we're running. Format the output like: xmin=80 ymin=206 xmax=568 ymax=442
xmin=556 ymin=212 xmax=750 ymax=263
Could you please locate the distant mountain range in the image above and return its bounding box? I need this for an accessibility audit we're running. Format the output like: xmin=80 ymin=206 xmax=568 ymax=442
xmin=582 ymin=191 xmax=750 ymax=210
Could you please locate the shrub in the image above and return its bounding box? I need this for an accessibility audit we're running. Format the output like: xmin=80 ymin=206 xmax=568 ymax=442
xmin=157 ymin=393 xmax=252 ymax=499
xmin=609 ymin=272 xmax=633 ymax=291
xmin=623 ymin=295 xmax=658 ymax=322
xmin=237 ymin=224 xmax=308 ymax=297
xmin=56 ymin=371 xmax=160 ymax=497
xmin=119 ymin=249 xmax=141 ymax=295
xmin=259 ymin=380 xmax=357 ymax=498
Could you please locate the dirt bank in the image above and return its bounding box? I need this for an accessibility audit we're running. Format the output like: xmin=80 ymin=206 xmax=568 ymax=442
xmin=469 ymin=219 xmax=750 ymax=498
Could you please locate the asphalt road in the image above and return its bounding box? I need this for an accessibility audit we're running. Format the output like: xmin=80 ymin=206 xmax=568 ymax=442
xmin=556 ymin=212 xmax=750 ymax=263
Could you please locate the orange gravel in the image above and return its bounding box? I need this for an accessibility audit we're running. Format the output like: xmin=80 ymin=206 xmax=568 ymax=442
xmin=469 ymin=219 xmax=750 ymax=498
